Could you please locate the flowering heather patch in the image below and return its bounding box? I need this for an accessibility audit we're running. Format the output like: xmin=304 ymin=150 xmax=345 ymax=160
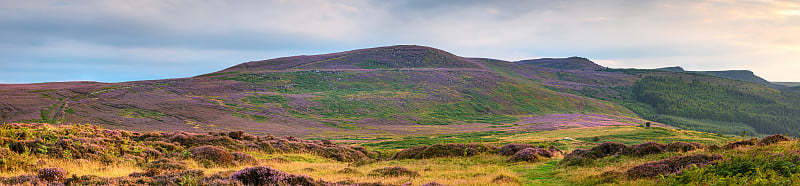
xmin=759 ymin=134 xmax=791 ymax=146
xmin=507 ymin=148 xmax=555 ymax=162
xmin=37 ymin=167 xmax=69 ymax=182
xmin=190 ymin=145 xmax=235 ymax=167
xmin=232 ymin=152 xmax=258 ymax=165
xmin=621 ymin=142 xmax=665 ymax=157
xmin=145 ymin=158 xmax=187 ymax=175
xmin=391 ymin=143 xmax=498 ymax=159
xmin=230 ymin=166 xmax=322 ymax=186
xmin=368 ymin=166 xmax=419 ymax=177
xmin=499 ymin=143 xmax=537 ymax=156
xmin=562 ymin=142 xmax=627 ymax=166
xmin=626 ymin=154 xmax=722 ymax=178
xmin=665 ymin=142 xmax=705 ymax=152
xmin=723 ymin=138 xmax=758 ymax=149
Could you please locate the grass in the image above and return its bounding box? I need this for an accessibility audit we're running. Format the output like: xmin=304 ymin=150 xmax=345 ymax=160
xmin=364 ymin=131 xmax=509 ymax=149
xmin=240 ymin=94 xmax=289 ymax=105
xmin=116 ymin=108 xmax=166 ymax=121
xmin=1 ymin=123 xmax=750 ymax=185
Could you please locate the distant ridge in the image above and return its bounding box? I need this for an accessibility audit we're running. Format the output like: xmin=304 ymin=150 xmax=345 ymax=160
xmin=773 ymin=82 xmax=800 ymax=87
xmin=693 ymin=70 xmax=785 ymax=89
xmin=655 ymin=66 xmax=685 ymax=72
xmin=655 ymin=66 xmax=784 ymax=89
xmin=516 ymin=57 xmax=604 ymax=70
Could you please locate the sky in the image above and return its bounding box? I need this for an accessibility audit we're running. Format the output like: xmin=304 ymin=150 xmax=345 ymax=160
xmin=1 ymin=0 xmax=799 ymax=84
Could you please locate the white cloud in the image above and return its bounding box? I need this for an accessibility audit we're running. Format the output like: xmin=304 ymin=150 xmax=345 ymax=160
xmin=1 ymin=0 xmax=799 ymax=82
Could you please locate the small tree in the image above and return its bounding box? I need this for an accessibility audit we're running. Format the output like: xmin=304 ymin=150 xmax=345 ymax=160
xmin=741 ymin=131 xmax=748 ymax=138
xmin=645 ymin=122 xmax=651 ymax=128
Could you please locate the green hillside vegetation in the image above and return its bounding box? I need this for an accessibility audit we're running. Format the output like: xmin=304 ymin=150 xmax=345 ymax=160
xmin=628 ymin=76 xmax=800 ymax=135
xmin=217 ymin=70 xmax=634 ymax=126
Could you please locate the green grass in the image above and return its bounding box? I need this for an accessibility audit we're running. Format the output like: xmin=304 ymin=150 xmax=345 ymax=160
xmin=514 ymin=160 xmax=563 ymax=185
xmin=658 ymin=115 xmax=760 ymax=137
xmin=241 ymin=94 xmax=289 ymax=105
xmin=116 ymin=108 xmax=166 ymax=121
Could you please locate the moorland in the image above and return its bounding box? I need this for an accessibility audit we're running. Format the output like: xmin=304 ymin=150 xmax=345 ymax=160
xmin=2 ymin=45 xmax=800 ymax=185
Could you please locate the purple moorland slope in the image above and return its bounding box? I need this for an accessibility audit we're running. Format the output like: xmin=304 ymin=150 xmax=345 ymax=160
xmin=0 ymin=45 xmax=641 ymax=138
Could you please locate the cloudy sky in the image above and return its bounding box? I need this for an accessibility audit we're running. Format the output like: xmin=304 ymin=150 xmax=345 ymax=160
xmin=1 ymin=0 xmax=799 ymax=83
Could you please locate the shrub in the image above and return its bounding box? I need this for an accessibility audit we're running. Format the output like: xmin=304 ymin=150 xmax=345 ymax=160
xmin=507 ymin=148 xmax=554 ymax=162
xmin=391 ymin=145 xmax=428 ymax=159
xmin=759 ymin=134 xmax=791 ymax=146
xmin=368 ymin=166 xmax=419 ymax=177
xmin=9 ymin=139 xmax=43 ymax=154
xmin=561 ymin=142 xmax=627 ymax=166
xmin=228 ymin=131 xmax=245 ymax=140
xmin=561 ymin=149 xmax=593 ymax=166
xmin=232 ymin=152 xmax=258 ymax=166
xmin=622 ymin=142 xmax=665 ymax=156
xmin=499 ymin=143 xmax=537 ymax=156
xmin=723 ymin=138 xmax=757 ymax=149
xmin=666 ymin=142 xmax=704 ymax=152
xmin=230 ymin=166 xmax=321 ymax=186
xmin=190 ymin=145 xmax=235 ymax=167
xmin=592 ymin=142 xmax=627 ymax=156
xmin=626 ymin=154 xmax=722 ymax=178
xmin=37 ymin=167 xmax=69 ymax=182
xmin=146 ymin=158 xmax=187 ymax=176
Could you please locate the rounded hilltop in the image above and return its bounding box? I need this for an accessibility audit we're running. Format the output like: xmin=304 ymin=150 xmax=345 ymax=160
xmin=217 ymin=45 xmax=485 ymax=73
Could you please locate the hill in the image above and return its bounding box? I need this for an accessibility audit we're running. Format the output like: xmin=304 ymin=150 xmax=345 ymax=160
xmin=1 ymin=45 xmax=798 ymax=137
xmin=692 ymin=70 xmax=785 ymax=89
xmin=655 ymin=67 xmax=785 ymax=89
xmin=0 ymin=45 xmax=636 ymax=138
xmin=516 ymin=57 xmax=604 ymax=70
xmin=487 ymin=61 xmax=800 ymax=135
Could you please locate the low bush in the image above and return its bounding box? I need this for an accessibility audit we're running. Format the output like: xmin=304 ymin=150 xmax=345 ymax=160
xmin=562 ymin=142 xmax=627 ymax=166
xmin=759 ymin=134 xmax=791 ymax=146
xmin=507 ymin=147 xmax=560 ymax=162
xmin=231 ymin=166 xmax=323 ymax=186
xmin=499 ymin=143 xmax=537 ymax=156
xmin=665 ymin=142 xmax=704 ymax=152
xmin=622 ymin=142 xmax=665 ymax=157
xmin=190 ymin=145 xmax=235 ymax=167
xmin=723 ymin=138 xmax=757 ymax=149
xmin=37 ymin=167 xmax=69 ymax=182
xmin=232 ymin=152 xmax=258 ymax=166
xmin=626 ymin=154 xmax=722 ymax=178
xmin=145 ymin=158 xmax=187 ymax=176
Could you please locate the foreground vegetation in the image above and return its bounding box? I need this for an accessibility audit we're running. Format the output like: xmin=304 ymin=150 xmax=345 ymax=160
xmin=4 ymin=122 xmax=799 ymax=185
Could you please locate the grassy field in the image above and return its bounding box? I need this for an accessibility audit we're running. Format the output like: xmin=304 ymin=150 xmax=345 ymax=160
xmin=4 ymin=123 xmax=768 ymax=185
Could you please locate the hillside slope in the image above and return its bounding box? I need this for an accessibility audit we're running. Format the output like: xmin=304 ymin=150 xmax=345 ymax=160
xmin=490 ymin=59 xmax=800 ymax=136
xmin=0 ymin=45 xmax=636 ymax=137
